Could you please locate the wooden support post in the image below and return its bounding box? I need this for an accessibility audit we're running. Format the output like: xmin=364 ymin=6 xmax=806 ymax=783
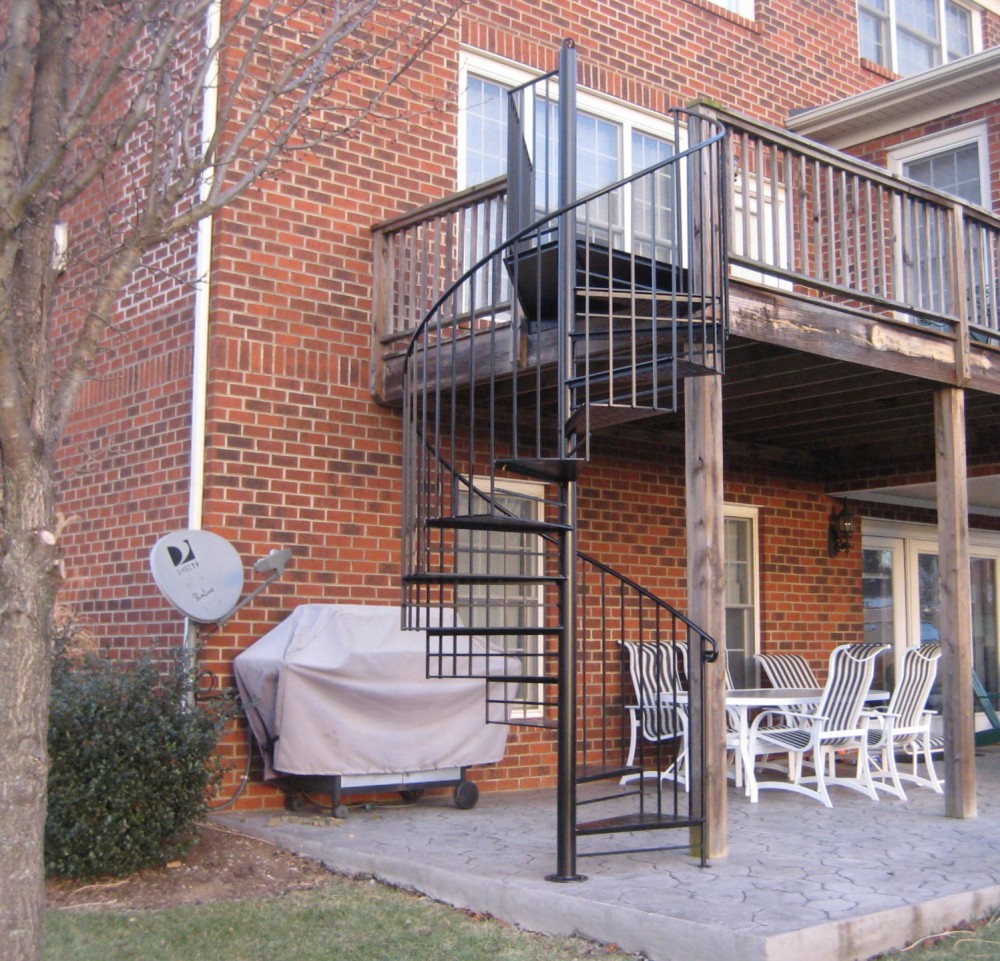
xmin=685 ymin=375 xmax=727 ymax=859
xmin=935 ymin=386 xmax=976 ymax=818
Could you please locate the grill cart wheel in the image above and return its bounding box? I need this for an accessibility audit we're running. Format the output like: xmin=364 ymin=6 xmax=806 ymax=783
xmin=453 ymin=780 xmax=479 ymax=810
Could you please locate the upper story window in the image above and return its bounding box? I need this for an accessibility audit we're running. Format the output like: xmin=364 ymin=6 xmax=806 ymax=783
xmin=889 ymin=124 xmax=988 ymax=207
xmin=458 ymin=52 xmax=680 ymax=252
xmin=463 ymin=75 xmax=507 ymax=186
xmin=888 ymin=125 xmax=990 ymax=320
xmin=858 ymin=0 xmax=980 ymax=75
xmin=705 ymin=0 xmax=755 ymax=17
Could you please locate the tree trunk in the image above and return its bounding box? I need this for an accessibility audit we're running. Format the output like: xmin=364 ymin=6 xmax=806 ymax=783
xmin=0 ymin=460 xmax=61 ymax=961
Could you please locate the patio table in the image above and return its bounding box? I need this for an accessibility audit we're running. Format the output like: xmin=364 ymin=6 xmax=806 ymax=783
xmin=669 ymin=687 xmax=888 ymax=800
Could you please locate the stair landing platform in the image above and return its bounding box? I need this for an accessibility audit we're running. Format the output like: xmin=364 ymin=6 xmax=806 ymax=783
xmin=219 ymin=743 xmax=1000 ymax=961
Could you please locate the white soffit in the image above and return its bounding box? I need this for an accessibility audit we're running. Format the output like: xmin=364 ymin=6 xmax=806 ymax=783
xmin=788 ymin=46 xmax=1000 ymax=149
xmin=833 ymin=475 xmax=1000 ymax=518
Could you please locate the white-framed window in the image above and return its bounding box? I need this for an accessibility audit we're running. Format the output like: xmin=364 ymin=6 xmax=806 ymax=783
xmin=705 ymin=0 xmax=755 ymax=17
xmin=863 ymin=518 xmax=1000 ymax=725
xmin=724 ymin=505 xmax=760 ymax=687
xmin=455 ymin=477 xmax=547 ymax=716
xmin=458 ymin=51 xmax=683 ymax=254
xmin=889 ymin=124 xmax=989 ymax=208
xmin=888 ymin=125 xmax=990 ymax=318
xmin=730 ymin=174 xmax=792 ymax=289
xmin=858 ymin=0 xmax=980 ymax=76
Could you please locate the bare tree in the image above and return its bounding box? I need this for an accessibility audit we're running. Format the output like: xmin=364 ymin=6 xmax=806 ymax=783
xmin=0 ymin=1 xmax=461 ymax=957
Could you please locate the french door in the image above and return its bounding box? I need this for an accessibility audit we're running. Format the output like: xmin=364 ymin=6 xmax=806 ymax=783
xmin=863 ymin=521 xmax=1000 ymax=715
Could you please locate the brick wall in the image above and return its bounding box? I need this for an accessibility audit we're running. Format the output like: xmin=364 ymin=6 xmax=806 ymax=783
xmin=53 ymin=0 xmax=1000 ymax=809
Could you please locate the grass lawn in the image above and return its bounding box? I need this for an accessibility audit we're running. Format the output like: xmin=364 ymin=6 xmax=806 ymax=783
xmin=45 ymin=875 xmax=1000 ymax=961
xmin=894 ymin=921 xmax=1000 ymax=961
xmin=45 ymin=875 xmax=641 ymax=961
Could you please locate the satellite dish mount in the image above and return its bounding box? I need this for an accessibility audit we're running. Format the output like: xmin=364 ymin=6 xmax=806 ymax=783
xmin=150 ymin=529 xmax=293 ymax=627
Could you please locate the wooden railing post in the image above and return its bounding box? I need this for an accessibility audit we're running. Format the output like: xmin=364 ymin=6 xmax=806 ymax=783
xmin=949 ymin=202 xmax=971 ymax=385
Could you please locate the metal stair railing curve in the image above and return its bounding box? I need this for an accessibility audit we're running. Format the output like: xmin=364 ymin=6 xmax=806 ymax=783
xmin=401 ymin=108 xmax=729 ymax=622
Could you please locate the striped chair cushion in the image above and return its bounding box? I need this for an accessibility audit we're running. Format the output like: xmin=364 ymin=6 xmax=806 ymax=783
xmin=623 ymin=641 xmax=686 ymax=742
xmin=756 ymin=653 xmax=818 ymax=690
xmin=866 ymin=643 xmax=942 ymax=750
xmin=815 ymin=643 xmax=885 ymax=747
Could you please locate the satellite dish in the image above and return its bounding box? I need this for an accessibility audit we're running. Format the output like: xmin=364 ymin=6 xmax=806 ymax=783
xmin=150 ymin=529 xmax=245 ymax=624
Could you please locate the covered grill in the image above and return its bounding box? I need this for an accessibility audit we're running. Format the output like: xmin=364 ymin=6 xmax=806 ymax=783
xmin=233 ymin=604 xmax=514 ymax=814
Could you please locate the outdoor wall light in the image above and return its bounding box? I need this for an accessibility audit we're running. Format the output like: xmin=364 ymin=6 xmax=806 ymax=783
xmin=828 ymin=499 xmax=856 ymax=557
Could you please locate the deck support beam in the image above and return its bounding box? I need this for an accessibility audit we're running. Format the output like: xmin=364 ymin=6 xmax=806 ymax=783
xmin=935 ymin=386 xmax=976 ymax=818
xmin=685 ymin=374 xmax=728 ymax=859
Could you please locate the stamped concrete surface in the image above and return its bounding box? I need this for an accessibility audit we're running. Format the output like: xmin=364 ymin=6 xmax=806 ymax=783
xmin=219 ymin=744 xmax=1000 ymax=961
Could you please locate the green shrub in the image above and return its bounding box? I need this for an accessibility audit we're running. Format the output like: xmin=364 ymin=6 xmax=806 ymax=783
xmin=45 ymin=647 xmax=233 ymax=880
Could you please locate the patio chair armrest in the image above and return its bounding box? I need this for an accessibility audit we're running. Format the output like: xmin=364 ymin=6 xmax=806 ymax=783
xmin=820 ymin=717 xmax=874 ymax=740
xmin=748 ymin=708 xmax=826 ymax=736
xmin=862 ymin=709 xmax=899 ymax=728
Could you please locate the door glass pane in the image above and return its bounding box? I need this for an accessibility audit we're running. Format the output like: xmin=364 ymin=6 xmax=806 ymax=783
xmin=863 ymin=547 xmax=897 ymax=688
xmin=917 ymin=553 xmax=942 ymax=643
xmin=917 ymin=552 xmax=1000 ymax=712
xmin=917 ymin=552 xmax=943 ymax=710
xmin=972 ymin=558 xmax=998 ymax=696
xmin=724 ymin=516 xmax=755 ymax=687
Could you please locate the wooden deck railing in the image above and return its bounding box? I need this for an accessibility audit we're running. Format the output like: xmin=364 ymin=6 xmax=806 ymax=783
xmin=713 ymin=105 xmax=1000 ymax=343
xmin=371 ymin=107 xmax=1000 ymax=397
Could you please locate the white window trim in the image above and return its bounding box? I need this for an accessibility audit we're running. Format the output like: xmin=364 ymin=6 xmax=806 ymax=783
xmin=463 ymin=475 xmax=548 ymax=718
xmin=458 ymin=50 xmax=685 ymax=192
xmin=725 ymin=503 xmax=761 ymax=683
xmin=864 ymin=516 xmax=1000 ymax=726
xmin=887 ymin=122 xmax=991 ymax=208
xmin=705 ymin=0 xmax=755 ymax=18
xmin=858 ymin=0 xmax=984 ymax=75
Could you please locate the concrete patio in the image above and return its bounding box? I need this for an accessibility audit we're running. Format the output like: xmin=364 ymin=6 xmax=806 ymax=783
xmin=218 ymin=743 xmax=1000 ymax=961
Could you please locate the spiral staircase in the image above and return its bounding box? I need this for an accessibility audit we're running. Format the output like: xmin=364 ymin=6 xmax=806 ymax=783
xmin=400 ymin=41 xmax=728 ymax=880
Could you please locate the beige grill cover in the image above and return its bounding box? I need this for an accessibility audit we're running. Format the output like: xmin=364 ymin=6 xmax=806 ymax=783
xmin=233 ymin=604 xmax=513 ymax=780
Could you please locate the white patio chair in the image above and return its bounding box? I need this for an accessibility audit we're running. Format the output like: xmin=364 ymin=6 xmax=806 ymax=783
xmin=866 ymin=643 xmax=943 ymax=800
xmin=755 ymin=651 xmax=821 ymax=729
xmin=756 ymin=652 xmax=819 ymax=691
xmin=621 ymin=640 xmax=689 ymax=786
xmin=747 ymin=642 xmax=888 ymax=807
